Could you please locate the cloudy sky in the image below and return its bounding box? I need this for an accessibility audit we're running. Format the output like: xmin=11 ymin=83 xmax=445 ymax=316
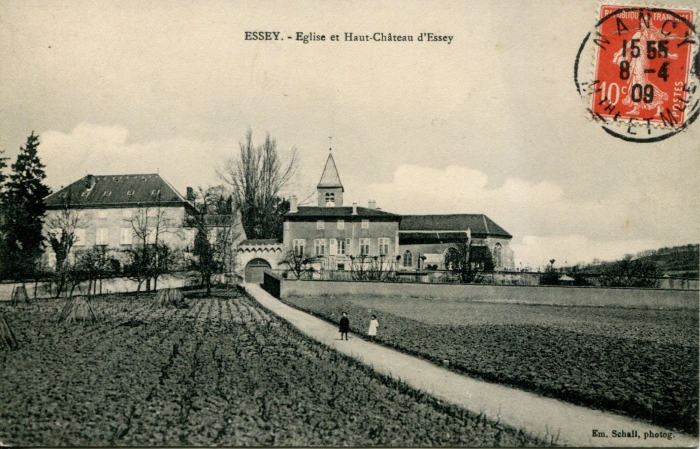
xmin=1 ymin=0 xmax=698 ymax=269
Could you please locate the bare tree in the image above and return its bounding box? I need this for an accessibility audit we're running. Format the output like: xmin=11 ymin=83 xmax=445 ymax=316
xmin=45 ymin=189 xmax=87 ymax=298
xmin=218 ymin=128 xmax=297 ymax=239
xmin=444 ymin=239 xmax=494 ymax=283
xmin=122 ymin=196 xmax=180 ymax=295
xmin=74 ymin=246 xmax=118 ymax=298
xmin=280 ymin=249 xmax=314 ymax=280
xmin=350 ymin=255 xmax=395 ymax=281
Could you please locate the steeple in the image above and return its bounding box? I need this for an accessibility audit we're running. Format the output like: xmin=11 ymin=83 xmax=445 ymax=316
xmin=317 ymin=150 xmax=344 ymax=207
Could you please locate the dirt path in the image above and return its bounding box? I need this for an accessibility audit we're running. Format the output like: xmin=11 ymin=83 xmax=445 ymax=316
xmin=245 ymin=284 xmax=698 ymax=447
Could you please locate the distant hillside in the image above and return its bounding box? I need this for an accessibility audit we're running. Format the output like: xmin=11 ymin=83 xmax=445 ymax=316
xmin=570 ymin=244 xmax=699 ymax=278
xmin=638 ymin=244 xmax=699 ymax=278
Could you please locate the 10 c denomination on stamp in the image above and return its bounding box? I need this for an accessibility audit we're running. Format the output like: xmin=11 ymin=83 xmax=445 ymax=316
xmin=575 ymin=5 xmax=699 ymax=142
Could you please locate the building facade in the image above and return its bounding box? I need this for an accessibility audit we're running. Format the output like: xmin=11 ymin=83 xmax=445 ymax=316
xmin=399 ymin=214 xmax=514 ymax=271
xmin=237 ymin=150 xmax=515 ymax=282
xmin=43 ymin=173 xmax=246 ymax=274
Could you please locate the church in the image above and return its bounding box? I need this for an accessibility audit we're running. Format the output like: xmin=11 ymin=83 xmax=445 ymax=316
xmin=239 ymin=151 xmax=514 ymax=282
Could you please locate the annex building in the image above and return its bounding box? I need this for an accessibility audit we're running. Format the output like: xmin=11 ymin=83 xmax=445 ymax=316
xmin=239 ymin=151 xmax=514 ymax=282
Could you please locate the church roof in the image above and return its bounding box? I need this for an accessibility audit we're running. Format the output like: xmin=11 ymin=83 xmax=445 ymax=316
xmin=400 ymin=214 xmax=512 ymax=238
xmin=317 ymin=153 xmax=344 ymax=191
xmin=44 ymin=173 xmax=192 ymax=210
xmin=287 ymin=206 xmax=400 ymax=220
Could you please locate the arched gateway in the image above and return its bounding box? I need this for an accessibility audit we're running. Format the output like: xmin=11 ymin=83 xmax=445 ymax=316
xmin=245 ymin=258 xmax=271 ymax=284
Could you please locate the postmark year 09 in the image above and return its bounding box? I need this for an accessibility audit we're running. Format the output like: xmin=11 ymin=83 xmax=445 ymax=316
xmin=575 ymin=5 xmax=699 ymax=142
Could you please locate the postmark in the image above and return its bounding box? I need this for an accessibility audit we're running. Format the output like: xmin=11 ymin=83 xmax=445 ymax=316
xmin=575 ymin=4 xmax=700 ymax=142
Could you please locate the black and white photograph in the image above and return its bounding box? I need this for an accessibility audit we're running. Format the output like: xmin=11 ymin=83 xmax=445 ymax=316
xmin=0 ymin=0 xmax=698 ymax=446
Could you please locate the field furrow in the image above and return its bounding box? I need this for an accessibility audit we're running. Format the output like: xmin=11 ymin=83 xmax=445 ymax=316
xmin=0 ymin=290 xmax=550 ymax=446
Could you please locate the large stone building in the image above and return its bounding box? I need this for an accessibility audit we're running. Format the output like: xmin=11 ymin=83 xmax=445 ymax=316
xmin=238 ymin=151 xmax=514 ymax=282
xmin=43 ymin=173 xmax=245 ymax=270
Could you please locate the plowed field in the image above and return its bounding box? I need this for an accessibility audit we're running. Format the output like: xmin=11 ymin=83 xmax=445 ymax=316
xmin=0 ymin=291 xmax=548 ymax=446
xmin=284 ymin=294 xmax=699 ymax=434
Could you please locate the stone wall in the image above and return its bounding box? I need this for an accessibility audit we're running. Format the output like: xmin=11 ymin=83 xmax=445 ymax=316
xmin=280 ymin=279 xmax=698 ymax=310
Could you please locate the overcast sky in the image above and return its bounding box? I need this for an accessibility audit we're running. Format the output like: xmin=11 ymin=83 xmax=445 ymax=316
xmin=1 ymin=0 xmax=698 ymax=269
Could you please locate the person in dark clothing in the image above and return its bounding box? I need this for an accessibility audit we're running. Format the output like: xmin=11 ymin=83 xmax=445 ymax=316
xmin=339 ymin=312 xmax=350 ymax=340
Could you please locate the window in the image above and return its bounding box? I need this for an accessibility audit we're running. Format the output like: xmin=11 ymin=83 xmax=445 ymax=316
xmin=361 ymin=219 xmax=369 ymax=229
xmin=337 ymin=239 xmax=346 ymax=255
xmin=337 ymin=263 xmax=345 ymax=271
xmin=329 ymin=238 xmax=337 ymax=255
xmin=359 ymin=238 xmax=370 ymax=256
xmin=493 ymin=243 xmax=503 ymax=269
xmin=325 ymin=192 xmax=335 ymax=206
xmin=74 ymin=229 xmax=85 ymax=246
xmin=151 ymin=189 xmax=160 ymax=196
xmin=98 ymin=210 xmax=108 ymax=219
xmin=316 ymin=220 xmax=325 ymax=230
xmin=314 ymin=239 xmax=326 ymax=256
xmin=127 ymin=190 xmax=135 ymax=196
xmin=120 ymin=228 xmax=132 ymax=245
xmin=378 ymin=238 xmax=390 ymax=256
xmin=123 ymin=209 xmax=132 ymax=219
xmin=403 ymin=250 xmax=413 ymax=267
xmin=96 ymin=228 xmax=109 ymax=246
xmin=102 ymin=191 xmax=112 ymax=197
xmin=337 ymin=219 xmax=344 ymax=230
xmin=80 ymin=191 xmax=90 ymax=197
xmin=293 ymin=239 xmax=306 ymax=256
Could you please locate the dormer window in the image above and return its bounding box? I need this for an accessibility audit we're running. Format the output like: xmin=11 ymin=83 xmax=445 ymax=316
xmin=81 ymin=191 xmax=90 ymax=197
xmin=127 ymin=190 xmax=135 ymax=196
xmin=151 ymin=189 xmax=160 ymax=196
xmin=102 ymin=191 xmax=112 ymax=197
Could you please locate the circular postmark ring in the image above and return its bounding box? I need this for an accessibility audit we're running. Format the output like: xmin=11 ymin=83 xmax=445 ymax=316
xmin=575 ymin=6 xmax=700 ymax=142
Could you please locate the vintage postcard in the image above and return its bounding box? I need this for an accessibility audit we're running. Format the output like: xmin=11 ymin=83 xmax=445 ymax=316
xmin=0 ymin=0 xmax=698 ymax=447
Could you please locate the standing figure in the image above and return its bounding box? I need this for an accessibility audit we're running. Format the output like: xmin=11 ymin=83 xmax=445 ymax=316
xmin=367 ymin=315 xmax=379 ymax=341
xmin=339 ymin=312 xmax=350 ymax=340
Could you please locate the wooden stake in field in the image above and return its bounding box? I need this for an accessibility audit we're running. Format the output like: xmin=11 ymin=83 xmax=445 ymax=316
xmin=10 ymin=285 xmax=29 ymax=306
xmin=59 ymin=296 xmax=98 ymax=325
xmin=153 ymin=288 xmax=186 ymax=308
xmin=0 ymin=313 xmax=19 ymax=351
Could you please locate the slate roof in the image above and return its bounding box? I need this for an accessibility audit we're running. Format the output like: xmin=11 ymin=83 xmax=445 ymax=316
xmin=287 ymin=206 xmax=400 ymax=220
xmin=44 ymin=174 xmax=192 ymax=210
xmin=399 ymin=214 xmax=512 ymax=238
xmin=317 ymin=153 xmax=344 ymax=191
xmin=399 ymin=231 xmax=470 ymax=245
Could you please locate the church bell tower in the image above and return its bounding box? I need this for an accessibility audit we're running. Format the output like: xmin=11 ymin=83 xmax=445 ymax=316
xmin=317 ymin=150 xmax=344 ymax=207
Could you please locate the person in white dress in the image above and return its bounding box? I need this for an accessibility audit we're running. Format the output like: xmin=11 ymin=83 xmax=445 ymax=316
xmin=367 ymin=315 xmax=379 ymax=341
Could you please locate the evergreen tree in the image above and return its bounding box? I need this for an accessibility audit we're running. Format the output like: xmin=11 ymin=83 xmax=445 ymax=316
xmin=0 ymin=132 xmax=52 ymax=281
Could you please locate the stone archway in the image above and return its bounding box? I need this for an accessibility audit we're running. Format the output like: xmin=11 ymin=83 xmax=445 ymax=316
xmin=245 ymin=258 xmax=271 ymax=284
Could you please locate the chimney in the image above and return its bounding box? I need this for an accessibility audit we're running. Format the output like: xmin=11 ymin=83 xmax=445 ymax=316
xmin=368 ymin=199 xmax=376 ymax=210
xmin=290 ymin=195 xmax=298 ymax=213
xmin=85 ymin=174 xmax=96 ymax=189
xmin=186 ymin=187 xmax=195 ymax=201
xmin=352 ymin=202 xmax=357 ymax=215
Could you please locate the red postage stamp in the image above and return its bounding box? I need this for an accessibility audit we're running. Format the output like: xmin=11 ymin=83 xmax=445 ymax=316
xmin=592 ymin=6 xmax=695 ymax=126
xmin=576 ymin=5 xmax=699 ymax=141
